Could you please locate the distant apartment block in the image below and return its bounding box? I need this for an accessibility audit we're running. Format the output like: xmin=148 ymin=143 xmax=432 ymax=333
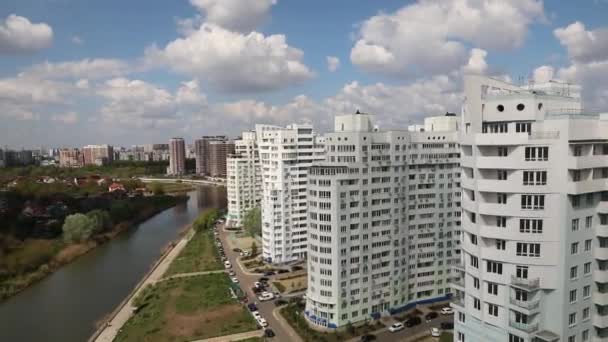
xmin=0 ymin=149 xmax=5 ymax=168
xmin=226 ymin=131 xmax=262 ymax=227
xmin=82 ymin=144 xmax=114 ymax=166
xmin=304 ymin=112 xmax=461 ymax=329
xmin=453 ymin=75 xmax=608 ymax=342
xmin=257 ymin=123 xmax=326 ymax=264
xmin=59 ymin=148 xmax=83 ymax=168
xmin=194 ymin=136 xmax=235 ymax=178
xmin=168 ymin=138 xmax=186 ymax=176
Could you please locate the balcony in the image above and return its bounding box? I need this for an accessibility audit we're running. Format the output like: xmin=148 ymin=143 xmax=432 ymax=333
xmin=595 ymin=270 xmax=608 ymax=283
xmin=452 ymin=261 xmax=466 ymax=273
xmin=597 ymin=224 xmax=608 ymax=237
xmin=593 ymin=315 xmax=608 ymax=328
xmin=509 ymin=319 xmax=539 ymax=333
xmin=451 ymin=278 xmax=465 ymax=291
xmin=567 ymin=178 xmax=608 ymax=195
xmin=509 ymin=297 xmax=540 ymax=312
xmin=594 ymin=247 xmax=608 ymax=260
xmin=598 ymin=201 xmax=608 ymax=214
xmin=568 ymin=155 xmax=608 ymax=170
xmin=451 ymin=296 xmax=465 ymax=309
xmin=594 ymin=291 xmax=608 ymax=306
xmin=510 ymin=275 xmax=540 ymax=290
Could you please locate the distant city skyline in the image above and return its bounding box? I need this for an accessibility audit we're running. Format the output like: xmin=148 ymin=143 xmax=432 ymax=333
xmin=1 ymin=1 xmax=608 ymax=147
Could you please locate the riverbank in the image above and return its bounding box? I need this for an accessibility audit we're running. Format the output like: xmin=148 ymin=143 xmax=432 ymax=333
xmin=0 ymin=195 xmax=188 ymax=302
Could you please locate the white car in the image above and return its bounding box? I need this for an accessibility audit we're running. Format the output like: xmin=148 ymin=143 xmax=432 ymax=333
xmin=252 ymin=311 xmax=261 ymax=319
xmin=224 ymin=261 xmax=232 ymax=269
xmin=258 ymin=292 xmax=275 ymax=301
xmin=431 ymin=327 xmax=441 ymax=337
xmin=254 ymin=281 xmax=262 ymax=288
xmin=388 ymin=322 xmax=404 ymax=332
xmin=440 ymin=307 xmax=453 ymax=315
xmin=256 ymin=317 xmax=268 ymax=327
xmin=231 ymin=276 xmax=239 ymax=283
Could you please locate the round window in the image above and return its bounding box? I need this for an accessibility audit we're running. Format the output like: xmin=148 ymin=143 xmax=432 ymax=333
xmin=517 ymin=103 xmax=525 ymax=111
xmin=497 ymin=105 xmax=504 ymax=112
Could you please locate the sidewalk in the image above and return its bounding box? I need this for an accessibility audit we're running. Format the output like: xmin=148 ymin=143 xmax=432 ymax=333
xmin=272 ymin=306 xmax=304 ymax=342
xmin=190 ymin=329 xmax=263 ymax=342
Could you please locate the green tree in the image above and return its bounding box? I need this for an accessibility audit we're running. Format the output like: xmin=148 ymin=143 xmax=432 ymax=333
xmin=62 ymin=213 xmax=95 ymax=243
xmin=243 ymin=207 xmax=261 ymax=237
xmin=86 ymin=209 xmax=112 ymax=234
xmin=251 ymin=241 xmax=258 ymax=256
xmin=149 ymin=181 xmax=165 ymax=196
xmin=109 ymin=200 xmax=133 ymax=222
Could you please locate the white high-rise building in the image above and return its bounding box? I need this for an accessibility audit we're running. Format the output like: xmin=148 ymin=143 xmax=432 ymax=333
xmin=454 ymin=75 xmax=608 ymax=342
xmin=168 ymin=137 xmax=186 ymax=176
xmin=257 ymin=123 xmax=325 ymax=264
xmin=305 ymin=112 xmax=462 ymax=329
xmin=226 ymin=131 xmax=262 ymax=227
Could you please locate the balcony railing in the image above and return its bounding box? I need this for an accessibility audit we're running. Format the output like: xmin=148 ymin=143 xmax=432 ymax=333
xmin=509 ymin=297 xmax=540 ymax=311
xmin=511 ymin=275 xmax=540 ymax=289
xmin=509 ymin=319 xmax=539 ymax=333
xmin=529 ymin=131 xmax=560 ymax=140
xmin=452 ymin=261 xmax=466 ymax=272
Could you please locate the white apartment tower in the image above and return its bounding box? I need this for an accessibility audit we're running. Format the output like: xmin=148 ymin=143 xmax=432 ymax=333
xmin=226 ymin=131 xmax=262 ymax=227
xmin=257 ymin=124 xmax=325 ymax=264
xmin=168 ymin=137 xmax=186 ymax=176
xmin=453 ymin=75 xmax=608 ymax=342
xmin=305 ymin=112 xmax=462 ymax=329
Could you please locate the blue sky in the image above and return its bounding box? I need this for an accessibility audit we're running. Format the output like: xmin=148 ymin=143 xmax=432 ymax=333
xmin=1 ymin=0 xmax=608 ymax=148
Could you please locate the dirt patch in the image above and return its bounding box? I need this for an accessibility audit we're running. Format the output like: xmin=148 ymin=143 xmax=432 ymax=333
xmin=52 ymin=242 xmax=96 ymax=264
xmin=165 ymin=299 xmax=243 ymax=338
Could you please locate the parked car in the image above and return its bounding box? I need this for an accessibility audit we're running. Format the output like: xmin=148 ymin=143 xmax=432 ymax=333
xmin=256 ymin=317 xmax=268 ymax=327
xmin=230 ymin=276 xmax=239 ymax=283
xmin=233 ymin=248 xmax=242 ymax=253
xmin=254 ymin=281 xmax=263 ymax=288
xmin=360 ymin=334 xmax=376 ymax=342
xmin=252 ymin=311 xmax=261 ymax=319
xmin=277 ymin=269 xmax=289 ymax=274
xmin=224 ymin=261 xmax=232 ymax=269
xmin=258 ymin=292 xmax=275 ymax=301
xmin=425 ymin=312 xmax=438 ymax=321
xmin=263 ymin=271 xmax=276 ymax=276
xmin=430 ymin=327 xmax=441 ymax=337
xmin=253 ymin=286 xmax=263 ymax=294
xmin=292 ymin=265 xmax=304 ymax=272
xmin=228 ymin=270 xmax=236 ymax=276
xmin=440 ymin=322 xmax=454 ymax=330
xmin=264 ymin=329 xmax=275 ymax=337
xmin=404 ymin=316 xmax=422 ymax=327
xmin=440 ymin=307 xmax=453 ymax=315
xmin=247 ymin=303 xmax=258 ymax=312
xmin=259 ymin=277 xmax=270 ymax=282
xmin=388 ymin=322 xmax=404 ymax=332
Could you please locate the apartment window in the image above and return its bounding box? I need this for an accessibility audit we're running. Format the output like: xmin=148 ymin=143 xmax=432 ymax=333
xmin=525 ymin=146 xmax=549 ymax=161
xmin=470 ymin=212 xmax=476 ymax=223
xmin=585 ymin=216 xmax=593 ymax=228
xmin=572 ymin=219 xmax=580 ymax=231
xmin=570 ymin=266 xmax=578 ymax=280
xmin=568 ymin=336 xmax=575 ymax=342
xmin=517 ymin=243 xmax=540 ymax=257
xmin=582 ymin=329 xmax=589 ymax=342
xmin=458 ymin=332 xmax=465 ymax=342
xmin=497 ymin=170 xmax=508 ymax=180
xmin=470 ymin=256 xmax=479 ymax=268
xmin=509 ymin=335 xmax=525 ymax=342
xmin=473 ymin=277 xmax=480 ymax=289
xmin=473 ymin=297 xmax=480 ymax=310
xmin=584 ymin=285 xmax=590 ymax=298
xmin=514 ymin=288 xmax=528 ymax=301
xmin=497 ymin=193 xmax=507 ymax=204
xmin=520 ymin=219 xmax=543 ymax=233
xmin=458 ymin=312 xmax=465 ymax=323
xmin=496 ymin=239 xmax=506 ymax=250
xmin=570 ymin=289 xmax=577 ymax=303
xmin=569 ymin=312 xmax=577 ymax=327
xmin=516 ymin=122 xmax=531 ymax=133
xmin=523 ymin=171 xmax=547 ymax=185
xmin=521 ymin=195 xmax=545 ymax=210
xmin=487 ymin=303 xmax=498 ymax=316
xmin=487 ymin=282 xmax=498 ymax=295
xmin=486 ymin=261 xmax=503 ymax=274
xmin=585 ymin=240 xmax=592 ymax=252
xmin=573 ymin=145 xmax=583 ymax=156
xmin=516 ymin=266 xmax=528 ymax=279
xmin=498 ymin=147 xmax=508 ymax=157
xmin=470 ymin=234 xmax=478 ymax=245
xmin=584 ymin=262 xmax=591 ymax=275
xmin=583 ymin=307 xmax=590 ymax=320
xmin=496 ymin=216 xmax=507 ymax=227
xmin=571 ymin=242 xmax=579 ymax=255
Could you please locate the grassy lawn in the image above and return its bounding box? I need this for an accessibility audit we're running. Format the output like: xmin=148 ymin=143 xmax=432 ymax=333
xmin=164 ymin=229 xmax=222 ymax=276
xmin=439 ymin=332 xmax=453 ymax=342
xmin=273 ymin=274 xmax=307 ymax=294
xmin=147 ymin=182 xmax=195 ymax=194
xmin=115 ymin=274 xmax=258 ymax=342
xmin=280 ymin=303 xmax=384 ymax=342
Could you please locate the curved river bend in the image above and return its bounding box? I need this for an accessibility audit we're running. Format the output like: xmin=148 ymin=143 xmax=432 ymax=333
xmin=0 ymin=186 xmax=226 ymax=342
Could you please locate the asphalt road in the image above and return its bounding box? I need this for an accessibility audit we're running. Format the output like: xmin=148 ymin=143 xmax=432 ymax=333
xmin=374 ymin=315 xmax=453 ymax=342
xmin=217 ymin=224 xmax=302 ymax=342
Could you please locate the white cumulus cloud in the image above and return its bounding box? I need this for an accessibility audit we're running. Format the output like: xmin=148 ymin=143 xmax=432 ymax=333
xmin=0 ymin=14 xmax=53 ymax=54
xmin=23 ymin=58 xmax=129 ymax=80
xmin=145 ymin=23 xmax=314 ymax=92
xmin=327 ymin=56 xmax=341 ymax=72
xmin=190 ymin=0 xmax=277 ymax=33
xmin=554 ymin=21 xmax=608 ymax=63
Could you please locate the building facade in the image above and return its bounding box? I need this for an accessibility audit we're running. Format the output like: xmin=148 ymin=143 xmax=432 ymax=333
xmin=0 ymin=149 xmax=4 ymax=168
xmin=226 ymin=131 xmax=262 ymax=227
xmin=453 ymin=75 xmax=608 ymax=342
xmin=194 ymin=136 xmax=235 ymax=178
xmin=82 ymin=145 xmax=114 ymax=166
xmin=257 ymin=123 xmax=325 ymax=264
xmin=168 ymin=138 xmax=186 ymax=176
xmin=59 ymin=148 xmax=83 ymax=168
xmin=305 ymin=112 xmax=462 ymax=329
